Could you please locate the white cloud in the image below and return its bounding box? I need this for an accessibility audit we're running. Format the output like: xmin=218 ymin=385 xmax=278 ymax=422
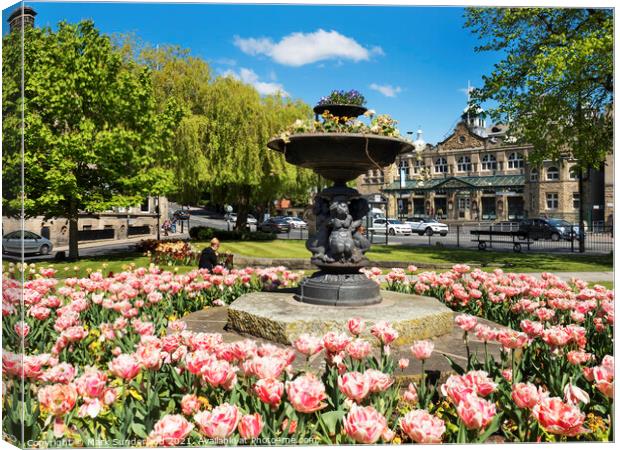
xmin=369 ymin=83 xmax=402 ymax=98
xmin=234 ymin=29 xmax=383 ymax=67
xmin=222 ymin=68 xmax=289 ymax=97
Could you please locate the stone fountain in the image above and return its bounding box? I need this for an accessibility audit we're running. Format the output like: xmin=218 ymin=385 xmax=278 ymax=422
xmin=227 ymin=101 xmax=454 ymax=344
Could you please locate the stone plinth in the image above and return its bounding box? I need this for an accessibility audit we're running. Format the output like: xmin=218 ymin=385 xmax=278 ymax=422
xmin=227 ymin=290 xmax=453 ymax=346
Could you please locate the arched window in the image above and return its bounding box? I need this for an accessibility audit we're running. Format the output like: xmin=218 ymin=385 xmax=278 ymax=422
xmin=457 ymin=156 xmax=472 ymax=172
xmin=434 ymin=157 xmax=448 ymax=173
xmin=507 ymin=152 xmax=524 ymax=169
xmin=569 ymin=165 xmax=580 ymax=180
xmin=481 ymin=154 xmax=497 ymax=171
xmin=398 ymin=160 xmax=410 ymax=177
xmin=546 ymin=166 xmax=559 ymax=180
xmin=530 ymin=168 xmax=539 ymax=182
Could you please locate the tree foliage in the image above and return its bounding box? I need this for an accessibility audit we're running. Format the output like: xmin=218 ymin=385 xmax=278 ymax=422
xmin=135 ymin=44 xmax=317 ymax=224
xmin=2 ymin=21 xmax=182 ymax=257
xmin=464 ymin=8 xmax=613 ymax=170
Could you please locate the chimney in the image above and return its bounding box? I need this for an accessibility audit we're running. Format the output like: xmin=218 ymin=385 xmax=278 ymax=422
xmin=8 ymin=5 xmax=37 ymax=33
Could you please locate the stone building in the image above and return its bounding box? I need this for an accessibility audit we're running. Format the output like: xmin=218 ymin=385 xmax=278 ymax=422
xmin=2 ymin=197 xmax=169 ymax=248
xmin=357 ymin=107 xmax=613 ymax=225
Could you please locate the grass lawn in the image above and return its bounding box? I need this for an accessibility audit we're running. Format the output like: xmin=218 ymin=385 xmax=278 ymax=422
xmin=5 ymin=239 xmax=612 ymax=279
xmin=220 ymin=240 xmax=613 ymax=273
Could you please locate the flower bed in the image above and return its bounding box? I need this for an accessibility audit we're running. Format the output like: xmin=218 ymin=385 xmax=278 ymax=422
xmin=1 ymin=264 xmax=614 ymax=446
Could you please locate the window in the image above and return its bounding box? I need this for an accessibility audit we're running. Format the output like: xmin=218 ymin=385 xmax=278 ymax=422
xmin=546 ymin=167 xmax=559 ymax=180
xmin=481 ymin=154 xmax=497 ymax=171
xmin=569 ymin=166 xmax=580 ymax=180
xmin=413 ymin=159 xmax=424 ymax=174
xmin=573 ymin=192 xmax=580 ymax=209
xmin=398 ymin=160 xmax=410 ymax=177
xmin=546 ymin=192 xmax=559 ymax=209
xmin=82 ymin=225 xmax=92 ymax=230
xmin=434 ymin=157 xmax=448 ymax=173
xmin=141 ymin=199 xmax=150 ymax=212
xmin=530 ymin=168 xmax=539 ymax=182
xmin=507 ymin=152 xmax=524 ymax=169
xmin=458 ymin=197 xmax=470 ymax=209
xmin=457 ymin=156 xmax=472 ymax=172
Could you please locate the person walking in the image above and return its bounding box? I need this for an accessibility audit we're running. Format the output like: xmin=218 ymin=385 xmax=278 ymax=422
xmin=198 ymin=238 xmax=220 ymax=271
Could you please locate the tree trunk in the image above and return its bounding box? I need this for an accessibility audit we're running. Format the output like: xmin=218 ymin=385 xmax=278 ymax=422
xmin=68 ymin=200 xmax=80 ymax=260
xmin=578 ymin=168 xmax=586 ymax=253
xmin=234 ymin=186 xmax=252 ymax=231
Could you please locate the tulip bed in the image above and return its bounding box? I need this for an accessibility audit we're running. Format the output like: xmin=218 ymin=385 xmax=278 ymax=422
xmin=1 ymin=263 xmax=614 ymax=447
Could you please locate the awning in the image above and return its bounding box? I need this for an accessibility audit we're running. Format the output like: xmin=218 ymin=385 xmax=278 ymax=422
xmin=382 ymin=175 xmax=525 ymax=192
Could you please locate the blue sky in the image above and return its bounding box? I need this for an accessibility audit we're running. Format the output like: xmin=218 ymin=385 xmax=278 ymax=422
xmin=3 ymin=1 xmax=503 ymax=144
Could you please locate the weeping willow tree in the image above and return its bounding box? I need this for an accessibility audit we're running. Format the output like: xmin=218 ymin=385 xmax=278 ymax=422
xmin=201 ymin=77 xmax=315 ymax=228
xmin=135 ymin=43 xmax=317 ymax=227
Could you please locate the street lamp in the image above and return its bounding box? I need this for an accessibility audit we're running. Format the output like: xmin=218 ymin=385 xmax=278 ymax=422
xmin=403 ymin=128 xmax=426 ymax=221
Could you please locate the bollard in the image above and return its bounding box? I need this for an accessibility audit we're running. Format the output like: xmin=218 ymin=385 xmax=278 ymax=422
xmin=456 ymin=225 xmax=460 ymax=248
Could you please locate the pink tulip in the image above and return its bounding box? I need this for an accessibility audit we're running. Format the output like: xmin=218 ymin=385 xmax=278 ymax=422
xmin=254 ymin=378 xmax=284 ymax=407
xmin=564 ymin=384 xmax=590 ymax=405
xmin=41 ymin=363 xmax=77 ymax=384
xmin=201 ymin=359 xmax=237 ymax=390
xmin=242 ymin=356 xmax=287 ymax=380
xmin=400 ymin=409 xmax=445 ymax=443
xmin=497 ymin=330 xmax=529 ymax=350
xmin=364 ymin=369 xmax=394 ymax=393
xmin=519 ymin=320 xmax=544 ymax=337
xmin=75 ymin=367 xmax=107 ymax=398
xmin=185 ymin=350 xmax=216 ymax=376
xmin=346 ymin=339 xmax=372 ymax=360
xmin=511 ymin=382 xmax=543 ymax=409
xmin=285 ymin=373 xmax=327 ymax=413
xmin=194 ymin=403 xmax=240 ymax=439
xmin=532 ymin=397 xmax=587 ymax=436
xmin=338 ymin=371 xmax=371 ymax=402
xmin=343 ymin=404 xmax=388 ymax=444
xmin=293 ymin=334 xmax=324 ymax=357
xmin=566 ymin=351 xmax=593 ymax=366
xmin=148 ymin=414 xmax=194 ymax=446
xmin=108 ymin=354 xmax=140 ymax=380
xmin=370 ymin=321 xmax=398 ymax=345
xmin=410 ymin=340 xmax=434 ymax=360
xmin=347 ymin=317 xmax=366 ymax=336
xmin=398 ymin=358 xmax=410 ymax=369
xmin=454 ymin=314 xmax=477 ymax=332
xmin=402 ymin=383 xmax=418 ymax=404
xmin=238 ymin=413 xmax=263 ymax=440
xmin=181 ymin=394 xmax=202 ymax=416
xmin=14 ymin=321 xmax=30 ymax=338
xmin=322 ymin=331 xmax=351 ymax=353
xmin=37 ymin=383 xmax=78 ymax=416
xmin=456 ymin=394 xmax=497 ymax=430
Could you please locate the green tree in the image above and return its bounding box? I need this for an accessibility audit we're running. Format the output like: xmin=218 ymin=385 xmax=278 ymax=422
xmin=134 ymin=44 xmax=317 ymax=227
xmin=464 ymin=8 xmax=612 ymax=168
xmin=465 ymin=7 xmax=613 ymax=251
xmin=200 ymin=76 xmax=315 ymax=228
xmin=2 ymin=21 xmax=182 ymax=259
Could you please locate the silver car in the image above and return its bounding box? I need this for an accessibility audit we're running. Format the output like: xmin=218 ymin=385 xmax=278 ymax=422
xmin=2 ymin=231 xmax=53 ymax=255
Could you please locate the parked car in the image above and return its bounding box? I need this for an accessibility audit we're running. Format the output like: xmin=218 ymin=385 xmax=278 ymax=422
xmin=172 ymin=210 xmax=190 ymax=220
xmin=2 ymin=231 xmax=53 ymax=255
xmin=372 ymin=218 xmax=412 ymax=236
xmin=282 ymin=217 xmax=307 ymax=229
xmin=224 ymin=213 xmax=237 ymax=222
xmin=405 ymin=217 xmax=449 ymax=236
xmin=260 ymin=217 xmax=291 ymax=233
xmin=519 ymin=218 xmax=581 ymax=241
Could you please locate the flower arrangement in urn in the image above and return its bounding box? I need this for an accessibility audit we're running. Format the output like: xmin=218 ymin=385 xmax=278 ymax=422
xmin=317 ymin=89 xmax=367 ymax=107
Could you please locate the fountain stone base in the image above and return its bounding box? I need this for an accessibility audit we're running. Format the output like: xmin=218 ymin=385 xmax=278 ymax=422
xmin=227 ymin=290 xmax=454 ymax=346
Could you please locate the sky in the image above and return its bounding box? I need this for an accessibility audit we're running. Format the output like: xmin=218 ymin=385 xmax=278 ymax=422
xmin=2 ymin=1 xmax=504 ymax=144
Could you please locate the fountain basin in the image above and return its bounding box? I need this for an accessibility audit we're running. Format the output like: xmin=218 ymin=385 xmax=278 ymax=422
xmin=267 ymin=133 xmax=413 ymax=183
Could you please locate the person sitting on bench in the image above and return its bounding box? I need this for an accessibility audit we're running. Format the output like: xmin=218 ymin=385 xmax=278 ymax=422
xmin=198 ymin=238 xmax=220 ymax=271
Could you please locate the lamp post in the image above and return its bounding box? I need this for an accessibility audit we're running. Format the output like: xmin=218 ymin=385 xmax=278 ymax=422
xmin=407 ymin=128 xmax=426 ymax=221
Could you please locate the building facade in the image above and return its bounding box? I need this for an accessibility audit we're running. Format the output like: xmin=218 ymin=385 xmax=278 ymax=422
xmin=357 ymin=109 xmax=612 ymax=225
xmin=2 ymin=197 xmax=169 ymax=248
